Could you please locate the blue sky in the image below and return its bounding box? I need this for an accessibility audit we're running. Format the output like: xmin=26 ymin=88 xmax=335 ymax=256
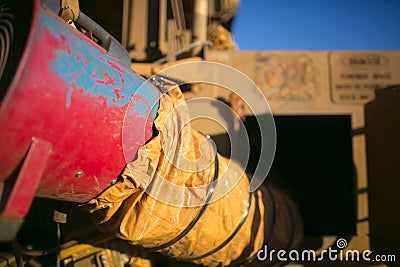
xmin=231 ymin=0 xmax=400 ymax=50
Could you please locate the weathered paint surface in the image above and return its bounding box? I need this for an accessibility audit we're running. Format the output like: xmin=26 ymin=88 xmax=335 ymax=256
xmin=39 ymin=13 xmax=159 ymax=118
xmin=0 ymin=4 xmax=160 ymax=204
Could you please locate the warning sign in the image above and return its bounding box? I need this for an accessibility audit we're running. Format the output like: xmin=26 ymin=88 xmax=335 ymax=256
xmin=330 ymin=52 xmax=400 ymax=104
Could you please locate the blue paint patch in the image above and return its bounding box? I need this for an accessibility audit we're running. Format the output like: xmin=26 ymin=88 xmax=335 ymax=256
xmin=39 ymin=10 xmax=159 ymax=119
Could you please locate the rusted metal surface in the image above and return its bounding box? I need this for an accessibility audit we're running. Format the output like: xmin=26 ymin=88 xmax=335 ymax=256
xmin=0 ymin=0 xmax=160 ymax=204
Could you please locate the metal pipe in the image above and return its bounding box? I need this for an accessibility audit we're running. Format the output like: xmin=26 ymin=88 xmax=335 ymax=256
xmin=192 ymin=0 xmax=209 ymax=56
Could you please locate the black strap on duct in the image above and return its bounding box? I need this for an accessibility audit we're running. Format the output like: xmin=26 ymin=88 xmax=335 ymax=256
xmin=146 ymin=138 xmax=220 ymax=252
xmin=146 ymin=151 xmax=254 ymax=261
xmin=182 ymin=191 xmax=253 ymax=261
xmin=231 ymin=185 xmax=277 ymax=266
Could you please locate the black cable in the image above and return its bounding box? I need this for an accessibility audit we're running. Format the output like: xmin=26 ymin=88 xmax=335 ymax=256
xmin=357 ymin=217 xmax=369 ymax=223
xmin=56 ymin=222 xmax=60 ymax=267
xmin=180 ymin=191 xmax=253 ymax=261
xmin=358 ymin=187 xmax=368 ymax=194
xmin=146 ymin=139 xmax=219 ymax=252
xmin=352 ymin=127 xmax=365 ymax=136
xmin=12 ymin=240 xmax=78 ymax=257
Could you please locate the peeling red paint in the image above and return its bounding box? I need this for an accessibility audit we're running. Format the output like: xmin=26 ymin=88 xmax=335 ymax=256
xmin=75 ymin=54 xmax=88 ymax=65
xmin=106 ymin=59 xmax=126 ymax=74
xmin=113 ymin=88 xmax=126 ymax=101
xmin=0 ymin=7 xmax=159 ymax=204
xmin=104 ymin=73 xmax=115 ymax=85
xmin=96 ymin=72 xmax=116 ymax=86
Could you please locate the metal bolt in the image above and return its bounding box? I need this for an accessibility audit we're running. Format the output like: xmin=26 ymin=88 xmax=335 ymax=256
xmin=110 ymin=179 xmax=117 ymax=185
xmin=75 ymin=171 xmax=83 ymax=178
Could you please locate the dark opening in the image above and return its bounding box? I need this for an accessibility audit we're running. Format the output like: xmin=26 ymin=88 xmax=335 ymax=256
xmin=245 ymin=115 xmax=357 ymax=236
xmin=0 ymin=0 xmax=33 ymax=103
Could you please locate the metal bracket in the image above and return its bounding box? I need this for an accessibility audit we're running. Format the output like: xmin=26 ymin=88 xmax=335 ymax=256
xmin=0 ymin=138 xmax=52 ymax=242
